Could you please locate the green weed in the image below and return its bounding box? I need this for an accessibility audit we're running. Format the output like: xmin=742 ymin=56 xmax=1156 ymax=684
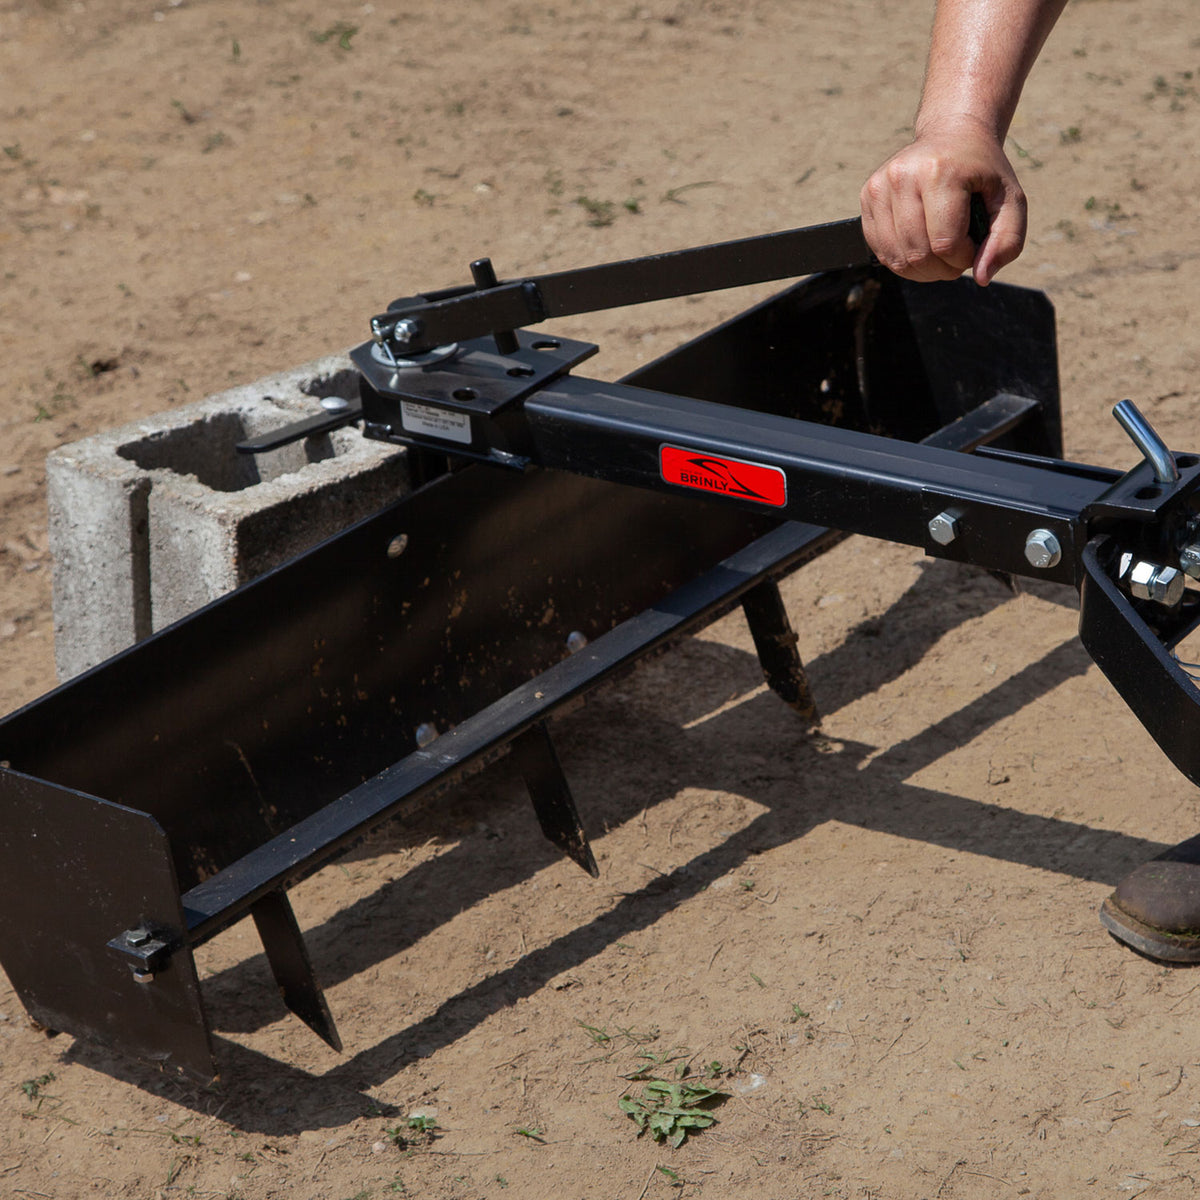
xmin=619 ymin=1079 xmax=728 ymax=1147
xmin=312 ymin=22 xmax=359 ymax=50
xmin=574 ymin=196 xmax=616 ymax=227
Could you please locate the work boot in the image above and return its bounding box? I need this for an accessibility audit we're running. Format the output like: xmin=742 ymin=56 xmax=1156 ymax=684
xmin=1100 ymin=833 xmax=1200 ymax=962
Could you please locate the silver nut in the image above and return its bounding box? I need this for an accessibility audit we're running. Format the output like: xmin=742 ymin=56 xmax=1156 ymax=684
xmin=928 ymin=511 xmax=959 ymax=546
xmin=1180 ymin=542 xmax=1200 ymax=580
xmin=1129 ymin=558 xmax=1158 ymax=600
xmin=132 ymin=968 xmax=155 ymax=984
xmin=1120 ymin=553 xmax=1185 ymax=604
xmin=1150 ymin=565 xmax=1185 ymax=606
xmin=392 ymin=317 xmax=420 ymax=345
xmin=1024 ymin=529 xmax=1062 ymax=569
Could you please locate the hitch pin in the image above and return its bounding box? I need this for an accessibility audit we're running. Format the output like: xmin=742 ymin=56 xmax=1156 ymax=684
xmin=1114 ymin=399 xmax=1179 ymax=484
xmin=370 ymin=316 xmax=399 ymax=367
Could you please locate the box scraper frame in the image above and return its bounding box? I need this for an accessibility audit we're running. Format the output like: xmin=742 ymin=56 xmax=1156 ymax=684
xmin=3 ymin=215 xmax=1200 ymax=1081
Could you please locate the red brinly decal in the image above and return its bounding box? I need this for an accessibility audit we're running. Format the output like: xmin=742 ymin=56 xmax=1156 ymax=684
xmin=659 ymin=445 xmax=787 ymax=507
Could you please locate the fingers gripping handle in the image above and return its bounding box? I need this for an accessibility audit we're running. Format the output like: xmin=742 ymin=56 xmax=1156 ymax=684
xmin=968 ymin=192 xmax=991 ymax=248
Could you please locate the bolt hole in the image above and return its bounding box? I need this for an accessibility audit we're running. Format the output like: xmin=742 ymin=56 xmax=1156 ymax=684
xmin=1177 ymin=455 xmax=1198 ymax=469
xmin=506 ymin=365 xmax=535 ymax=378
xmin=452 ymin=387 xmax=477 ymax=401
xmin=1136 ymin=485 xmax=1162 ymax=500
xmin=531 ymin=339 xmax=561 ymax=351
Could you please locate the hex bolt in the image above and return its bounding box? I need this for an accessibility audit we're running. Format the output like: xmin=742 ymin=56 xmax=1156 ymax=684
xmin=1024 ymin=529 xmax=1062 ymax=570
xmin=566 ymin=630 xmax=588 ymax=654
xmin=1151 ymin=565 xmax=1185 ymax=606
xmin=1128 ymin=560 xmax=1184 ymax=606
xmin=928 ymin=510 xmax=960 ymax=546
xmin=125 ymin=927 xmax=150 ymax=947
xmin=1180 ymin=542 xmax=1200 ymax=580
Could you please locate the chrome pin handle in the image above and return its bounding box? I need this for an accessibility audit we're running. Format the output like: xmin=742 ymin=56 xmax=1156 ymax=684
xmin=1114 ymin=398 xmax=1179 ymax=484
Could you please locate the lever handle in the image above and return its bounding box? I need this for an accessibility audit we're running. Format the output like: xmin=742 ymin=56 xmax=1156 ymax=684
xmin=968 ymin=192 xmax=990 ymax=247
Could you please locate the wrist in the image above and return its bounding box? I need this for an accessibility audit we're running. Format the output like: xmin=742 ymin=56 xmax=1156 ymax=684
xmin=913 ymin=109 xmax=1007 ymax=146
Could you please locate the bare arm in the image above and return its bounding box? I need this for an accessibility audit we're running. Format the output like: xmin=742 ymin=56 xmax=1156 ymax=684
xmin=861 ymin=0 xmax=1068 ymax=285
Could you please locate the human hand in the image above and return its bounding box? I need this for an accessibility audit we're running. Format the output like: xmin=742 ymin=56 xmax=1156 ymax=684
xmin=860 ymin=115 xmax=1027 ymax=286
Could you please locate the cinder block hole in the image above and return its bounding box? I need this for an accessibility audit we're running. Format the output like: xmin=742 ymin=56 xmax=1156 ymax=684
xmin=117 ymin=409 xmax=337 ymax=493
xmin=300 ymin=368 xmax=360 ymax=402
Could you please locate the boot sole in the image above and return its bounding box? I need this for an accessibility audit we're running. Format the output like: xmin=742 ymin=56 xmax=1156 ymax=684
xmin=1100 ymin=897 xmax=1200 ymax=963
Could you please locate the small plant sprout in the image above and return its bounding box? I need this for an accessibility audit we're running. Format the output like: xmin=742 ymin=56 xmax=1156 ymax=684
xmin=513 ymin=1126 xmax=546 ymax=1142
xmin=576 ymin=1020 xmax=611 ymax=1045
xmin=19 ymin=1073 xmax=61 ymax=1112
xmin=622 ymin=1046 xmax=690 ymax=1081
xmin=383 ymin=1114 xmax=437 ymax=1149
xmin=574 ymin=196 xmax=617 ymax=227
xmin=311 ymin=21 xmax=358 ymax=50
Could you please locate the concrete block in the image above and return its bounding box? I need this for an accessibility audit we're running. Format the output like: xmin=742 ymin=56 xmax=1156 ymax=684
xmin=48 ymin=352 xmax=408 ymax=681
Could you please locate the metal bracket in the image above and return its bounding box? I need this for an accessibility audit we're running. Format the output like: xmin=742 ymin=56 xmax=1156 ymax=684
xmin=107 ymin=925 xmax=176 ymax=978
xmin=355 ymin=330 xmax=598 ymax=467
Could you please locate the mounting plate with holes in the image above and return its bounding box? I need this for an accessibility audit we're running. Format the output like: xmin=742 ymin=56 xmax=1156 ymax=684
xmin=352 ymin=330 xmax=598 ymax=468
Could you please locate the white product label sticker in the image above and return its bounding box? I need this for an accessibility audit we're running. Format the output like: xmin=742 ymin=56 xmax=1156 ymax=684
xmin=400 ymin=400 xmax=472 ymax=446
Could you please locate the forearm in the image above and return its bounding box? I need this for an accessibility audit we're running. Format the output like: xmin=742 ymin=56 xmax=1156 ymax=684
xmin=917 ymin=0 xmax=1069 ymax=139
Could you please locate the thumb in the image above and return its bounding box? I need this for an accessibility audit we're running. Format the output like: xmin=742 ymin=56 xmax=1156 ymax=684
xmin=972 ymin=187 xmax=1027 ymax=286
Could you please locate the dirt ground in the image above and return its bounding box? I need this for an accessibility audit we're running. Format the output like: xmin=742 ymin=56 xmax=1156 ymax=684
xmin=3 ymin=0 xmax=1200 ymax=1196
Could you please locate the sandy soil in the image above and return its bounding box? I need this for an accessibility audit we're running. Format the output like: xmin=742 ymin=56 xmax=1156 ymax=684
xmin=3 ymin=1 xmax=1200 ymax=1196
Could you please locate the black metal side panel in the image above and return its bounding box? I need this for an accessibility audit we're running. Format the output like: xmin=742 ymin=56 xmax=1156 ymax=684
xmin=1079 ymin=536 xmax=1200 ymax=787
xmin=901 ymin=277 xmax=1061 ymax=457
xmin=0 ymin=771 xmax=213 ymax=1078
xmin=627 ymin=271 xmax=1061 ymax=455
xmin=0 ymin=471 xmax=772 ymax=892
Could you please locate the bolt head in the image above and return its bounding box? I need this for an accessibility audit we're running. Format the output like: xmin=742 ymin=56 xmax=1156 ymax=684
xmin=415 ymin=722 xmax=438 ymax=749
xmin=125 ymin=927 xmax=150 ymax=947
xmin=1180 ymin=543 xmax=1200 ymax=580
xmin=928 ymin=511 xmax=959 ymax=546
xmin=566 ymin=630 xmax=588 ymax=654
xmin=1151 ymin=565 xmax=1185 ymax=607
xmin=1024 ymin=529 xmax=1062 ymax=570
